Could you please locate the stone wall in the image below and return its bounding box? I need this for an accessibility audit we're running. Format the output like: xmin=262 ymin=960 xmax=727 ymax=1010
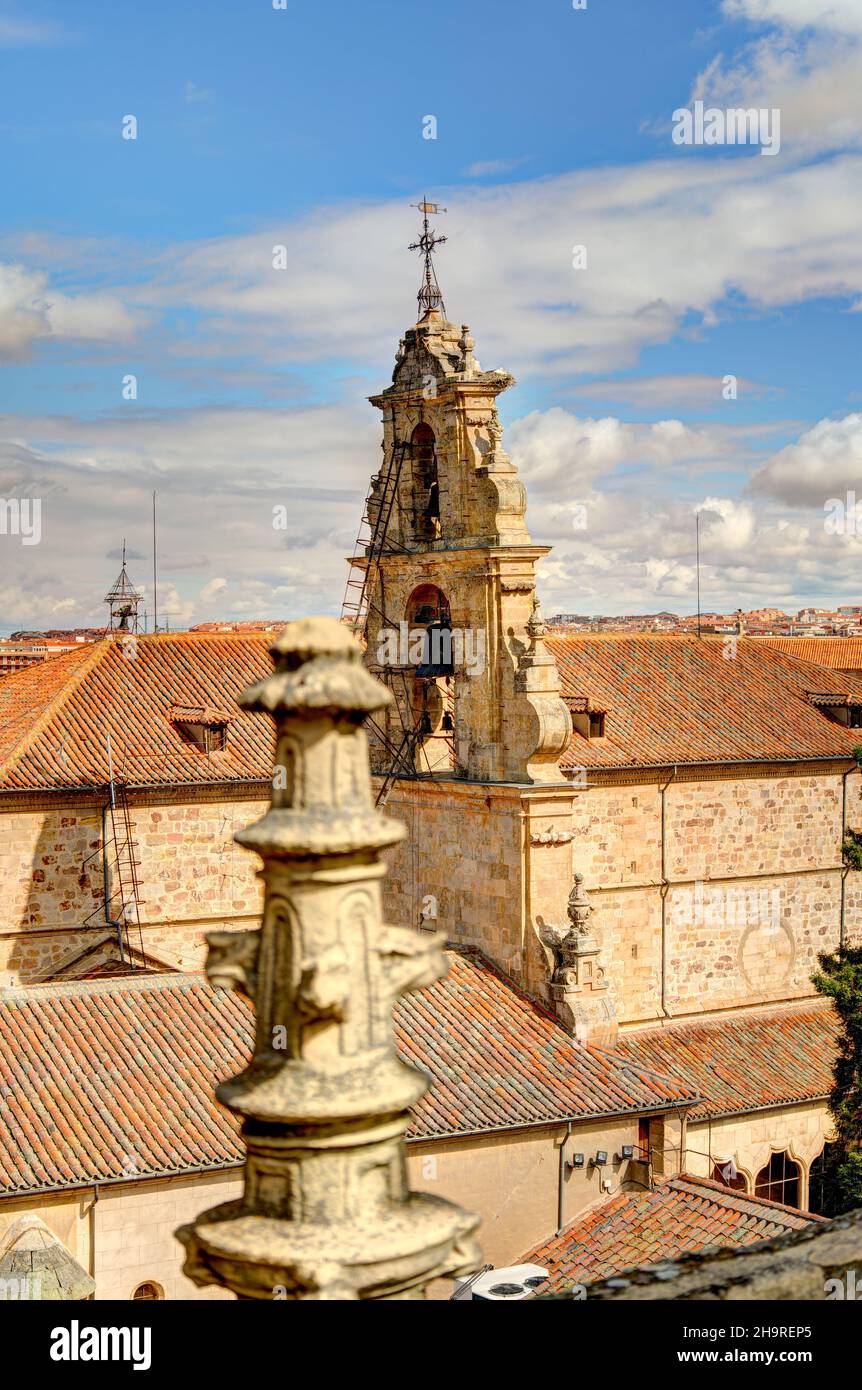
xmin=407 ymin=1111 xmax=679 ymax=1295
xmin=686 ymin=1102 xmax=831 ymax=1210
xmin=0 ymin=795 xmax=267 ymax=985
xmin=0 ymin=1171 xmax=242 ymax=1300
xmin=0 ymin=1110 xmax=685 ymax=1301
xmin=578 ymin=770 xmax=861 ymax=1026
xmin=383 ymin=766 xmax=860 ymax=1028
xmin=94 ymin=1173 xmax=243 ymax=1300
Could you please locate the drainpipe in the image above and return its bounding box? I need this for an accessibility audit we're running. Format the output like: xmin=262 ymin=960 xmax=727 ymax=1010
xmin=87 ymin=1183 xmax=100 ymax=1280
xmin=840 ymin=765 xmax=854 ymax=950
xmin=659 ymin=767 xmax=678 ymax=1018
xmin=557 ymin=1121 xmax=573 ymax=1233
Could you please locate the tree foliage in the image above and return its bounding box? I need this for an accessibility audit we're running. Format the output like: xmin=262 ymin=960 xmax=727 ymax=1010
xmin=812 ymin=946 xmax=862 ymax=1214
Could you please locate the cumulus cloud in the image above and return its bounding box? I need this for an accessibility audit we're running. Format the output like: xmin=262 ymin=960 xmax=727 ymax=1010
xmin=723 ymin=0 xmax=862 ymax=33
xmin=0 ymin=262 xmax=138 ymax=360
xmin=0 ymin=401 xmax=377 ymax=632
xmin=507 ymin=407 xmax=739 ymax=490
xmin=749 ymin=412 xmax=862 ymax=505
xmin=692 ymin=0 xmax=862 ymax=155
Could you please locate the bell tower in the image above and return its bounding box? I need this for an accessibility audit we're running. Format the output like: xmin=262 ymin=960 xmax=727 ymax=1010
xmin=341 ymin=207 xmax=606 ymax=1018
xmin=347 ymin=203 xmax=571 ymax=790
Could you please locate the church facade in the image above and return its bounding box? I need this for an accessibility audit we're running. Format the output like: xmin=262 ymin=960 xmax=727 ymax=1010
xmin=358 ymin=299 xmax=860 ymax=1211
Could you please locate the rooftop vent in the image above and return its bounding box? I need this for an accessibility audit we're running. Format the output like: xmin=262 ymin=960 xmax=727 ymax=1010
xmin=453 ymin=1263 xmax=548 ymax=1301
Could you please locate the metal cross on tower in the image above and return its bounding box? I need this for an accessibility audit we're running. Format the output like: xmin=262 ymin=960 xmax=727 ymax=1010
xmin=409 ymin=199 xmax=447 ymax=317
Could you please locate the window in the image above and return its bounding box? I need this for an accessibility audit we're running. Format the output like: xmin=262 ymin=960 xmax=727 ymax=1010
xmin=410 ymin=423 xmax=440 ymax=541
xmin=808 ymin=1143 xmax=837 ymax=1216
xmin=170 ymin=704 xmax=231 ymax=753
xmin=176 ymin=721 xmax=227 ymax=752
xmin=132 ymin=1281 xmax=163 ymax=1300
xmin=754 ymin=1150 xmax=800 ymax=1208
xmin=712 ymin=1160 xmax=747 ymax=1191
xmin=588 ymin=712 xmax=605 ymax=738
xmin=850 ymin=706 xmax=862 ymax=728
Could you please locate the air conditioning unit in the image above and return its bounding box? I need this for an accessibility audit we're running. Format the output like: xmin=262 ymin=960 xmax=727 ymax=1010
xmin=454 ymin=1263 xmax=548 ymax=1301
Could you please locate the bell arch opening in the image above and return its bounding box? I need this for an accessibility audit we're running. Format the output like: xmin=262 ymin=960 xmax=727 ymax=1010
xmin=406 ymin=583 xmax=455 ymax=773
xmin=410 ymin=423 xmax=440 ymax=543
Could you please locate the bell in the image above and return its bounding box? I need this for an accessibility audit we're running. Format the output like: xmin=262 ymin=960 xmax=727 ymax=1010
xmin=419 ymin=711 xmax=433 ymax=735
xmin=441 ymin=711 xmax=454 ymax=732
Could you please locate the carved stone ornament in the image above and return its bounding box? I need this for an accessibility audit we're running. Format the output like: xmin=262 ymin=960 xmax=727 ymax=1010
xmin=176 ymin=618 xmax=480 ymax=1300
xmin=539 ymin=873 xmax=617 ymax=1046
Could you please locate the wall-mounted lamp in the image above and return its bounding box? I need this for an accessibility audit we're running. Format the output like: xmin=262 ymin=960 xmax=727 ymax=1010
xmin=566 ymin=1152 xmax=585 ymax=1171
xmin=619 ymin=1145 xmax=634 ymax=1160
xmin=591 ymin=1151 xmax=608 ymax=1167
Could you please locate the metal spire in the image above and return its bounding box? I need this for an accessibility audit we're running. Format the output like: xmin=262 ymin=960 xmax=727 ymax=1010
xmin=409 ymin=198 xmax=447 ymax=318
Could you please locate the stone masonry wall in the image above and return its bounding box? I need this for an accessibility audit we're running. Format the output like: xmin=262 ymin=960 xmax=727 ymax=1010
xmin=0 ymin=796 xmax=267 ymax=985
xmin=572 ymin=770 xmax=861 ymax=1026
xmin=686 ymin=1101 xmax=831 ymax=1211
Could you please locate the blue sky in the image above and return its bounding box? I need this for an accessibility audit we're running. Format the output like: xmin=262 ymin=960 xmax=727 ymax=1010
xmin=1 ymin=0 xmax=862 ymax=630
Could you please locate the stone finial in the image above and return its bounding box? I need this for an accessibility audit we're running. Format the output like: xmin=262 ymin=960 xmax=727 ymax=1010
xmin=526 ymin=594 xmax=546 ymax=645
xmin=176 ymin=618 xmax=480 ymax=1300
xmin=458 ymin=324 xmax=478 ymax=374
xmin=567 ymin=873 xmax=592 ymax=936
xmin=540 ymin=873 xmax=617 ymax=1047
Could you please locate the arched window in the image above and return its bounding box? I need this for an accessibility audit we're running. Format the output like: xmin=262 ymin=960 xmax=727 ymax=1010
xmin=754 ymin=1150 xmax=800 ymax=1208
xmin=410 ymin=423 xmax=440 ymax=541
xmin=808 ymin=1143 xmax=837 ymax=1216
xmin=132 ymin=1281 xmax=163 ymax=1300
xmin=712 ymin=1159 xmax=747 ymax=1191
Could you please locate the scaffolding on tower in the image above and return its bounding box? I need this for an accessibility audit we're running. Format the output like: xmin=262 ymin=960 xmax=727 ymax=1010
xmin=340 ymin=200 xmax=456 ymax=805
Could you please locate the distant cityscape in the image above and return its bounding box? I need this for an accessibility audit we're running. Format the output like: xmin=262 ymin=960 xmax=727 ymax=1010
xmin=545 ymin=606 xmax=862 ymax=637
xmin=3 ymin=606 xmax=861 ymax=679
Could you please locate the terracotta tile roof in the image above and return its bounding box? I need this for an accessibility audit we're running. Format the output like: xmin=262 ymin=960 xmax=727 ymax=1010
xmin=0 ymin=633 xmax=274 ymax=792
xmin=400 ymin=950 xmax=699 ymax=1135
xmin=759 ymin=636 xmax=862 ymax=670
xmin=615 ymin=1000 xmax=837 ymax=1121
xmin=525 ymin=1174 xmax=823 ymax=1292
xmin=547 ymin=634 xmax=862 ymax=770
xmin=0 ymin=950 xmax=699 ymax=1196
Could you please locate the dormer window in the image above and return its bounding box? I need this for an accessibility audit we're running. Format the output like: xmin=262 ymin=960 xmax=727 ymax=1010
xmin=169 ymin=704 xmax=232 ymax=753
xmin=569 ymin=702 xmax=607 ymax=740
xmin=806 ymin=691 xmax=862 ymax=728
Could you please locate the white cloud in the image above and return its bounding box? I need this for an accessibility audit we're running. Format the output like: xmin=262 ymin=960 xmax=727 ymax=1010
xmin=750 ymin=412 xmax=862 ymax=504
xmin=461 ymin=158 xmax=525 ymax=178
xmin=122 ymin=150 xmax=862 ymax=379
xmin=0 ymin=402 xmax=377 ymax=631
xmin=507 ymin=407 xmax=734 ymax=490
xmin=0 ymin=262 xmax=138 ymax=360
xmin=723 ymin=0 xmax=862 ymax=34
xmin=566 ymin=374 xmax=775 ymax=409
xmin=694 ymin=2 xmax=862 ymax=155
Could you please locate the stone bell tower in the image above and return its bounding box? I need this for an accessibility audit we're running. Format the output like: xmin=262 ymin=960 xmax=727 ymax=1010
xmin=355 ymin=211 xmax=570 ymax=787
xmin=345 ymin=208 xmax=614 ymax=1036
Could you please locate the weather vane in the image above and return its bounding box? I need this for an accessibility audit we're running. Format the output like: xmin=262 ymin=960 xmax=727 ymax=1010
xmin=409 ymin=198 xmax=447 ymax=318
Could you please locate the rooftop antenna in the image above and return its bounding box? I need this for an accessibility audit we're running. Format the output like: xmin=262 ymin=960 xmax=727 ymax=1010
xmin=696 ymin=513 xmax=702 ymax=639
xmin=409 ymin=198 xmax=447 ymax=318
xmin=152 ymin=490 xmax=158 ymax=635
